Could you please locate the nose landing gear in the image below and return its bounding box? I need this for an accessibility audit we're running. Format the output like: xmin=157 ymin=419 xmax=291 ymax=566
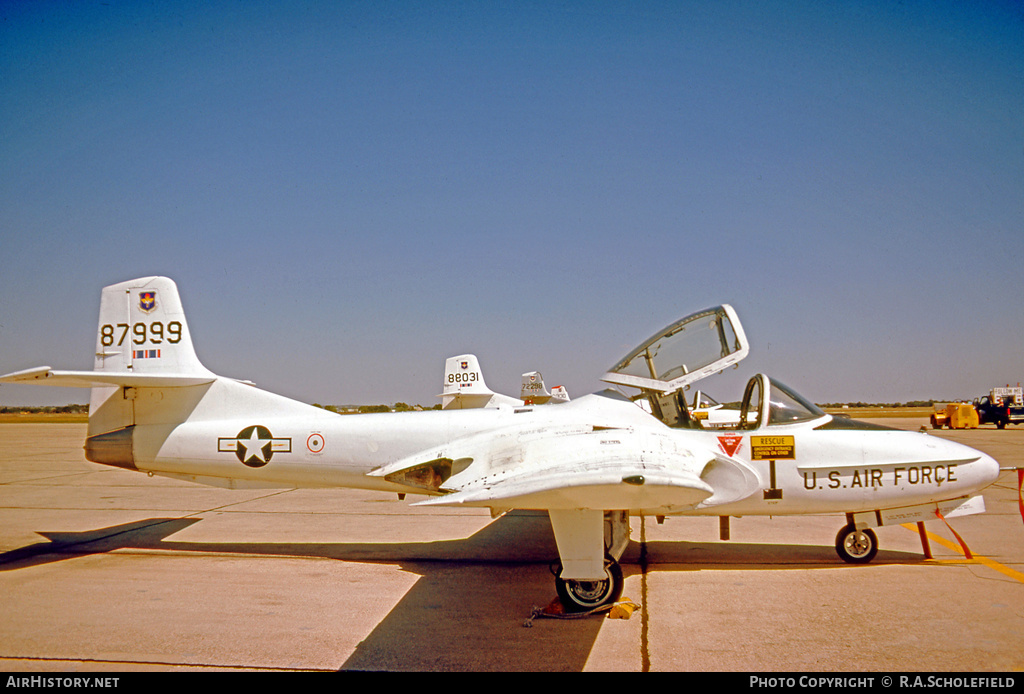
xmin=835 ymin=523 xmax=878 ymax=564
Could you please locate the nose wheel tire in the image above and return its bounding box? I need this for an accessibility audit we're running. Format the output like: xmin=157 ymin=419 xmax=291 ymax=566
xmin=835 ymin=523 xmax=878 ymax=564
xmin=555 ymin=560 xmax=624 ymax=613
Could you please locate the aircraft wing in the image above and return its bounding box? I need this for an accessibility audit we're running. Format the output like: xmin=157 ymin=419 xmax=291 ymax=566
xmin=0 ymin=366 xmax=216 ymax=389
xmin=371 ymin=424 xmax=762 ymax=514
xmin=412 ymin=459 xmax=714 ymax=511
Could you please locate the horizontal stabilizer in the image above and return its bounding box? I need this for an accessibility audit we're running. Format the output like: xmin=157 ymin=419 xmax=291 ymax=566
xmin=0 ymin=366 xmax=215 ymax=389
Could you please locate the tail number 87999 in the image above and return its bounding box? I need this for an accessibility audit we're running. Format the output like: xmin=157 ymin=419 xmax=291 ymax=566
xmin=100 ymin=321 xmax=183 ymax=347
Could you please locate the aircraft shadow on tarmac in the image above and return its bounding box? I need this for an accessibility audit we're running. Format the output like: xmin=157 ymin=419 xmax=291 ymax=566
xmin=0 ymin=512 xmax=926 ymax=671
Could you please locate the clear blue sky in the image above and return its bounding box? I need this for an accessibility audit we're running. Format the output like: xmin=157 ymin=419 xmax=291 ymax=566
xmin=1 ymin=0 xmax=1022 ymax=408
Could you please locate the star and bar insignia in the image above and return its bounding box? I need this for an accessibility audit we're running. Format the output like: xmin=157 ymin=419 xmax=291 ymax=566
xmin=218 ymin=425 xmax=291 ymax=468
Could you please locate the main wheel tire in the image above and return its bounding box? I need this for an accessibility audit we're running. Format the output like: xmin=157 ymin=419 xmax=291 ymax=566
xmin=555 ymin=560 xmax=624 ymax=613
xmin=835 ymin=524 xmax=878 ymax=564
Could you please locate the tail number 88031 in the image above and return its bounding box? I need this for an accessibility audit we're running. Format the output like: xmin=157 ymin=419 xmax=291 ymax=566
xmin=100 ymin=321 xmax=182 ymax=347
xmin=447 ymin=371 xmax=480 ymax=384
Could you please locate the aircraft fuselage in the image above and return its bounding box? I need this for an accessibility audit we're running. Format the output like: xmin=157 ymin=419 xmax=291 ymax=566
xmin=98 ymin=380 xmax=999 ymax=518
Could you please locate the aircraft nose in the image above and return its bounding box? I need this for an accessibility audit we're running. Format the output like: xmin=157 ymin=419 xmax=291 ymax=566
xmin=923 ymin=434 xmax=1001 ymax=490
xmin=977 ymin=450 xmax=1001 ymax=484
xmin=950 ymin=440 xmax=1001 ymax=488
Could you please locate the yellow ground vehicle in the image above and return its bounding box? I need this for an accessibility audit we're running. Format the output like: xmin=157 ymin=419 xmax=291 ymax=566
xmin=930 ymin=402 xmax=979 ymax=429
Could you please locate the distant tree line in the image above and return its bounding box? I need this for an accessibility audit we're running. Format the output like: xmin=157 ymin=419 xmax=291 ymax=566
xmin=0 ymin=404 xmax=90 ymax=414
xmin=819 ymin=400 xmax=944 ymax=409
xmin=311 ymin=402 xmax=443 ymax=413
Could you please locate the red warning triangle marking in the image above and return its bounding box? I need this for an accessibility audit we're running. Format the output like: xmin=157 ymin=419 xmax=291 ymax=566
xmin=718 ymin=434 xmax=743 ymax=457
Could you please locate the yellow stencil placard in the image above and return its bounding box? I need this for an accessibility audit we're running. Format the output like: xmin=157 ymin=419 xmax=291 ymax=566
xmin=750 ymin=435 xmax=795 ymax=460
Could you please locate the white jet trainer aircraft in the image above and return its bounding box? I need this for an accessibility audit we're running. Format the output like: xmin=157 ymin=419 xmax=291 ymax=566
xmin=0 ymin=277 xmax=1004 ymax=612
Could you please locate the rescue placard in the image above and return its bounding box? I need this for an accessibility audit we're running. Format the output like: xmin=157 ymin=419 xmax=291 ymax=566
xmin=751 ymin=435 xmax=795 ymax=460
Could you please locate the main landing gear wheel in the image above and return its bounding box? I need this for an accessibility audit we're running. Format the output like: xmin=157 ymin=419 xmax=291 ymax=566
xmin=554 ymin=560 xmax=624 ymax=613
xmin=835 ymin=523 xmax=878 ymax=564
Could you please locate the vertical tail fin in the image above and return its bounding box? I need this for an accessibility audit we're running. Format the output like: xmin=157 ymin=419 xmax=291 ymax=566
xmin=520 ymin=371 xmax=550 ymax=403
xmin=521 ymin=371 xmax=570 ymax=405
xmin=440 ymin=354 xmax=496 ymax=409
xmin=95 ymin=276 xmax=210 ymax=377
xmin=88 ymin=277 xmax=214 ymax=447
xmin=439 ymin=354 xmax=521 ymax=409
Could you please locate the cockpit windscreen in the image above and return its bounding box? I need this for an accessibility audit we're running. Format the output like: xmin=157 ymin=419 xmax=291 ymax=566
xmin=767 ymin=379 xmax=826 ymax=425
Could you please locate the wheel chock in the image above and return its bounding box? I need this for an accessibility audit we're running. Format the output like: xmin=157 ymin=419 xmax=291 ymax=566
xmin=542 ymin=597 xmax=566 ymax=616
xmin=608 ymin=599 xmax=637 ymax=620
xmin=523 ymin=598 xmax=639 ymax=626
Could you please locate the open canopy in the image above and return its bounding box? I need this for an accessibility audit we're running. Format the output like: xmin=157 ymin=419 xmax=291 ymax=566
xmin=602 ymin=305 xmax=749 ymax=394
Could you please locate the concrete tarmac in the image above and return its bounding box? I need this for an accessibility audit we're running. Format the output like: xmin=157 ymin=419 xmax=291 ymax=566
xmin=0 ymin=420 xmax=1021 ymax=672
